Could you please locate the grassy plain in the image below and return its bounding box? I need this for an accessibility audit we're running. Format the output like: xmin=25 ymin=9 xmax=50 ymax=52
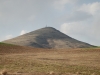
xmin=0 ymin=43 xmax=100 ymax=75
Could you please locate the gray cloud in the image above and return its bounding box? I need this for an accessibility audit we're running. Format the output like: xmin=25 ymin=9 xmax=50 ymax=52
xmin=0 ymin=0 xmax=53 ymax=22
xmin=60 ymin=1 xmax=100 ymax=46
xmin=0 ymin=0 xmax=56 ymax=36
xmin=59 ymin=11 xmax=93 ymax=23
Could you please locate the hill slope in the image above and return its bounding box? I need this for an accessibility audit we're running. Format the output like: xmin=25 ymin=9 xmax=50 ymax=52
xmin=3 ymin=27 xmax=94 ymax=49
xmin=0 ymin=42 xmax=43 ymax=53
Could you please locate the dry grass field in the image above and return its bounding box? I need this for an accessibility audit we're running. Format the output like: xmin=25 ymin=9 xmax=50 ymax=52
xmin=0 ymin=43 xmax=100 ymax=75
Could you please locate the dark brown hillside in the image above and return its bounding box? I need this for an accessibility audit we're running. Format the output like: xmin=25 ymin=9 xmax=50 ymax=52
xmin=0 ymin=42 xmax=44 ymax=54
xmin=3 ymin=27 xmax=94 ymax=49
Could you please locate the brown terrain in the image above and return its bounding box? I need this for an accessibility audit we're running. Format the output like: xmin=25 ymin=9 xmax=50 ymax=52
xmin=0 ymin=43 xmax=100 ymax=75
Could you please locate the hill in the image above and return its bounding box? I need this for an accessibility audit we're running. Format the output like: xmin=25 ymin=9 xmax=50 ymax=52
xmin=0 ymin=42 xmax=43 ymax=54
xmin=0 ymin=43 xmax=100 ymax=75
xmin=3 ymin=27 xmax=94 ymax=49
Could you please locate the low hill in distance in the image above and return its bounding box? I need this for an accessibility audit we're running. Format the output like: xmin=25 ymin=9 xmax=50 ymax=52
xmin=3 ymin=27 xmax=95 ymax=49
xmin=0 ymin=42 xmax=44 ymax=54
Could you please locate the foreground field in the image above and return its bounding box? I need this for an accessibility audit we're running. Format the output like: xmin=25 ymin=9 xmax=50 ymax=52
xmin=0 ymin=44 xmax=100 ymax=75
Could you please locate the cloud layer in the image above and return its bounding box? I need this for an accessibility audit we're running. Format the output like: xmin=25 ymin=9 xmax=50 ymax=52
xmin=0 ymin=0 xmax=100 ymax=46
xmin=60 ymin=1 xmax=100 ymax=45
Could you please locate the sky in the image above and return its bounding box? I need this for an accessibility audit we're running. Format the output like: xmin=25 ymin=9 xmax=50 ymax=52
xmin=0 ymin=0 xmax=100 ymax=46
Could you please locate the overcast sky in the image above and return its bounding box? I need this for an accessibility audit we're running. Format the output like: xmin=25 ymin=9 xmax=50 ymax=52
xmin=0 ymin=0 xmax=100 ymax=46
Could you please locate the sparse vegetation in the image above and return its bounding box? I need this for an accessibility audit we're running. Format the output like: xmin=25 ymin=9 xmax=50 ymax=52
xmin=0 ymin=42 xmax=14 ymax=46
xmin=0 ymin=44 xmax=100 ymax=75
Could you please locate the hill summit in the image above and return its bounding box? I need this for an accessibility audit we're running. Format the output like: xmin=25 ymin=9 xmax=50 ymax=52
xmin=3 ymin=27 xmax=94 ymax=49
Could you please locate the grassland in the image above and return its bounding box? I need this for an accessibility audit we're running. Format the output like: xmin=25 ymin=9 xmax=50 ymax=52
xmin=0 ymin=43 xmax=100 ymax=75
xmin=0 ymin=42 xmax=14 ymax=45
